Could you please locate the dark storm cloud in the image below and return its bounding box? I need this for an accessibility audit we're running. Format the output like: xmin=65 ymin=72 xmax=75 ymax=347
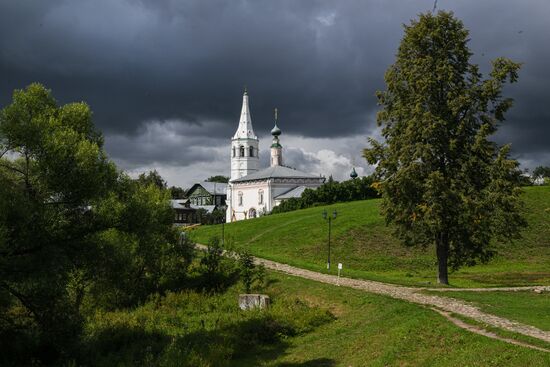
xmin=1 ymin=0 xmax=549 ymax=180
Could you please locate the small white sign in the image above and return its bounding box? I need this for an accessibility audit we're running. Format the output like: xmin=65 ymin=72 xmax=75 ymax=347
xmin=338 ymin=263 xmax=343 ymax=270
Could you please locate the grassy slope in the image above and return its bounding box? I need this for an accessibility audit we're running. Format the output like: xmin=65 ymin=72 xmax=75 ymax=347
xmin=84 ymin=270 xmax=550 ymax=366
xmin=251 ymin=273 xmax=550 ymax=367
xmin=424 ymin=290 xmax=550 ymax=331
xmin=190 ymin=186 xmax=550 ymax=288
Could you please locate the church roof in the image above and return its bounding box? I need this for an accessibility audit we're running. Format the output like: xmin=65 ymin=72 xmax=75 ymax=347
xmin=274 ymin=185 xmax=309 ymax=199
xmin=231 ymin=165 xmax=324 ymax=183
xmin=233 ymin=89 xmax=257 ymax=140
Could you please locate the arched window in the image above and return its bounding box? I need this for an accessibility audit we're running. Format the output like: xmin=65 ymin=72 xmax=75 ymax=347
xmin=232 ymin=147 xmax=235 ymax=157
xmin=249 ymin=146 xmax=254 ymax=157
xmin=258 ymin=189 xmax=264 ymax=205
xmin=238 ymin=192 xmax=243 ymax=206
xmin=240 ymin=145 xmax=245 ymax=157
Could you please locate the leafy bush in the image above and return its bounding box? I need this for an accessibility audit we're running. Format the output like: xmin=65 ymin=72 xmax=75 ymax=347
xmin=238 ymin=250 xmax=255 ymax=293
xmin=235 ymin=249 xmax=266 ymax=293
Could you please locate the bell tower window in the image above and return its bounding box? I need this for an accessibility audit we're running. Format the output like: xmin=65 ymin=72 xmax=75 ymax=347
xmin=240 ymin=145 xmax=245 ymax=157
xmin=232 ymin=147 xmax=235 ymax=157
xmin=249 ymin=146 xmax=254 ymax=157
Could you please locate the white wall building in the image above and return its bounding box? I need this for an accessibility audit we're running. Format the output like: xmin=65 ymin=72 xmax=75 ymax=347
xmin=226 ymin=90 xmax=325 ymax=222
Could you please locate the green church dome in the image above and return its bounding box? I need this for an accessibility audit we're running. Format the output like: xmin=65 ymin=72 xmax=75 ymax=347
xmin=350 ymin=167 xmax=358 ymax=179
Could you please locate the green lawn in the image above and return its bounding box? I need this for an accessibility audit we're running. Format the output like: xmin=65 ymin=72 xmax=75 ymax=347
xmin=424 ymin=290 xmax=550 ymax=332
xmin=190 ymin=186 xmax=550 ymax=288
xmin=84 ymin=270 xmax=550 ymax=366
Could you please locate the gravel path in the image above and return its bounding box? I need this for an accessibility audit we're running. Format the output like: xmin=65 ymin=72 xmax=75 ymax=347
xmin=432 ymin=308 xmax=550 ymax=353
xmin=195 ymin=244 xmax=550 ymax=348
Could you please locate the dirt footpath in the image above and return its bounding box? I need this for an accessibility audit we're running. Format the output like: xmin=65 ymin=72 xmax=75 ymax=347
xmin=195 ymin=244 xmax=550 ymax=350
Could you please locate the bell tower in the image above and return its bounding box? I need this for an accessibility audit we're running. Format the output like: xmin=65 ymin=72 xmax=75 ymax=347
xmin=230 ymin=88 xmax=260 ymax=180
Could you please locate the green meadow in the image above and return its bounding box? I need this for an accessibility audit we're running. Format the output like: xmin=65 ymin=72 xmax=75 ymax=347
xmin=83 ymin=270 xmax=550 ymax=366
xmin=423 ymin=290 xmax=550 ymax=332
xmin=190 ymin=186 xmax=550 ymax=288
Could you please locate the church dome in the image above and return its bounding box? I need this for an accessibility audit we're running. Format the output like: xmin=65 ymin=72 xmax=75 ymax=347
xmin=350 ymin=167 xmax=358 ymax=179
xmin=271 ymin=123 xmax=281 ymax=136
xmin=271 ymin=107 xmax=282 ymax=136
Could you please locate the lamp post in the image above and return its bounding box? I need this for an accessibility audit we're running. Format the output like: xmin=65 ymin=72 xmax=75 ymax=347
xmin=221 ymin=218 xmax=225 ymax=246
xmin=322 ymin=209 xmax=337 ymax=270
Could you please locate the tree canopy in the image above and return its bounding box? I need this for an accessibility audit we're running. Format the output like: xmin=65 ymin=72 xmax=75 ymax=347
xmin=206 ymin=175 xmax=229 ymax=183
xmin=532 ymin=166 xmax=550 ymax=182
xmin=364 ymin=12 xmax=526 ymax=284
xmin=137 ymin=169 xmax=168 ymax=190
xmin=0 ymin=84 xmax=193 ymax=363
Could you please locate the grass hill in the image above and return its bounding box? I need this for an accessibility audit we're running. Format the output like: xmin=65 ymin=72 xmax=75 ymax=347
xmin=190 ymin=186 xmax=550 ymax=288
xmin=83 ymin=270 xmax=550 ymax=366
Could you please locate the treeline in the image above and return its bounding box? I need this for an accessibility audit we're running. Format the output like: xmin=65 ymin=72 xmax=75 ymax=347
xmin=532 ymin=166 xmax=550 ymax=184
xmin=271 ymin=176 xmax=380 ymax=214
xmin=0 ymin=84 xmax=194 ymax=365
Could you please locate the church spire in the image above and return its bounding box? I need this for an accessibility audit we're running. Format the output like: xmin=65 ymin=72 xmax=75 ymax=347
xmin=233 ymin=88 xmax=257 ymax=139
xmin=230 ymin=89 xmax=259 ymax=181
xmin=270 ymin=107 xmax=283 ymax=167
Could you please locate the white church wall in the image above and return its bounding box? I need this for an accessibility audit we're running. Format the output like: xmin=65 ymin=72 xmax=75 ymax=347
xmin=229 ymin=181 xmax=270 ymax=221
xmin=227 ymin=179 xmax=323 ymax=222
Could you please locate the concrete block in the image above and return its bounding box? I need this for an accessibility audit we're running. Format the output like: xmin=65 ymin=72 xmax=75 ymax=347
xmin=239 ymin=294 xmax=270 ymax=310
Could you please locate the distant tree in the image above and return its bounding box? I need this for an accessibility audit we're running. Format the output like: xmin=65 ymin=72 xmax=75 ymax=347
xmin=137 ymin=169 xmax=167 ymax=190
xmin=364 ymin=12 xmax=526 ymax=284
xmin=169 ymin=185 xmax=187 ymax=199
xmin=206 ymin=175 xmax=229 ymax=183
xmin=532 ymin=166 xmax=550 ymax=182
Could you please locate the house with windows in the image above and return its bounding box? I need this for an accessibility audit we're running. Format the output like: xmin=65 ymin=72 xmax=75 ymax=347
xmin=171 ymin=199 xmax=198 ymax=225
xmin=226 ymin=90 xmax=325 ymax=221
xmin=186 ymin=181 xmax=227 ymax=208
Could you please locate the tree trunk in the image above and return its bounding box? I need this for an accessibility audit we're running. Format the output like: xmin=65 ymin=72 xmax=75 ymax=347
xmin=436 ymin=233 xmax=449 ymax=285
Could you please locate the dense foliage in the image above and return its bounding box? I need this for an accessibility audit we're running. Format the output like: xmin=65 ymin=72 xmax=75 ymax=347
xmin=195 ymin=207 xmax=226 ymax=224
xmin=364 ymin=12 xmax=526 ymax=284
xmin=82 ymin=284 xmax=334 ymax=367
xmin=271 ymin=176 xmax=379 ymax=214
xmin=137 ymin=169 xmax=168 ymax=190
xmin=0 ymin=84 xmax=194 ymax=365
xmin=206 ymin=175 xmax=230 ymax=183
xmin=532 ymin=166 xmax=550 ymax=184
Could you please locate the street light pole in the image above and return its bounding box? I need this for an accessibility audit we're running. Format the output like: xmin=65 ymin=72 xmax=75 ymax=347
xmin=323 ymin=209 xmax=337 ymax=270
xmin=221 ymin=219 xmax=225 ymax=246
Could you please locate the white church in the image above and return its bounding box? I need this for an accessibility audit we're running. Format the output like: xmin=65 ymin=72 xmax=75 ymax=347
xmin=226 ymin=90 xmax=325 ymax=222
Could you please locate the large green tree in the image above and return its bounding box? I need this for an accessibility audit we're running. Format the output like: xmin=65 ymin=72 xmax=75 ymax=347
xmin=0 ymin=83 xmax=118 ymax=358
xmin=364 ymin=12 xmax=526 ymax=284
xmin=0 ymin=84 xmax=193 ymax=363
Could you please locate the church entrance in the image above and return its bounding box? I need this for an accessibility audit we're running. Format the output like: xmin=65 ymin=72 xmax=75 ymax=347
xmin=248 ymin=208 xmax=257 ymax=218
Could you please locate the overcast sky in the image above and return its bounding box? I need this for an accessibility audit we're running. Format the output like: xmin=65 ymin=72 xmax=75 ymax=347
xmin=1 ymin=0 xmax=549 ymax=187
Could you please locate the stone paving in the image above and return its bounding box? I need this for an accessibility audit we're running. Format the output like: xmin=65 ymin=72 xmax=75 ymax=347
xmin=195 ymin=244 xmax=550 ymax=348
